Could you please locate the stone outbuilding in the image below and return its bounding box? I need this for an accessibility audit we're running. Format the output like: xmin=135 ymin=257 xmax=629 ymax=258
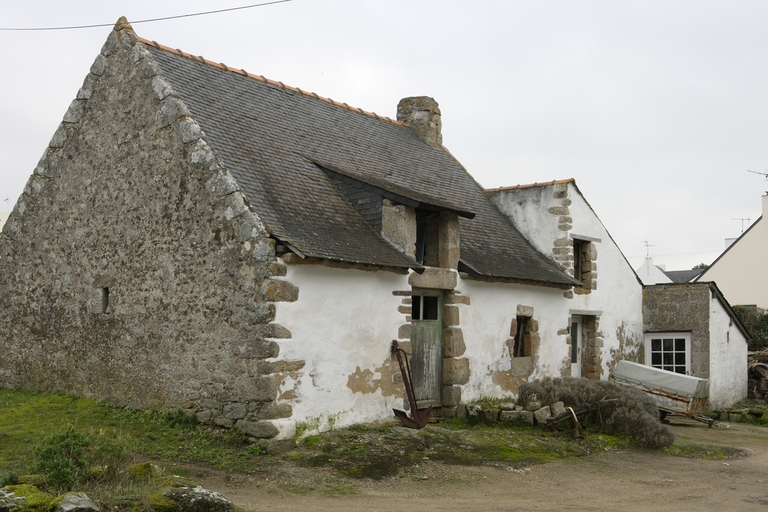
xmin=642 ymin=282 xmax=749 ymax=409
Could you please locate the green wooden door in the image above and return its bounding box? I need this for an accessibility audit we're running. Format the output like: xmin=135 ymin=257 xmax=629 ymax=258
xmin=411 ymin=292 xmax=443 ymax=407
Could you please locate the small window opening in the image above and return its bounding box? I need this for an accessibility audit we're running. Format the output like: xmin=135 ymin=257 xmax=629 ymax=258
xmin=100 ymin=287 xmax=110 ymax=314
xmin=573 ymin=239 xmax=584 ymax=281
xmin=412 ymin=295 xmax=439 ymax=321
xmin=415 ymin=210 xmax=439 ymax=266
xmin=570 ymin=321 xmax=579 ymax=363
xmin=513 ymin=316 xmax=530 ymax=357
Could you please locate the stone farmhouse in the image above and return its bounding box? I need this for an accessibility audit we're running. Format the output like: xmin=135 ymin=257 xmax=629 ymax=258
xmin=0 ymin=19 xmax=744 ymax=444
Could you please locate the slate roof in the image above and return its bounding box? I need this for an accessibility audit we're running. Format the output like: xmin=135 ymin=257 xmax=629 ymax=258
xmin=662 ymin=269 xmax=703 ymax=283
xmin=143 ymin=40 xmax=577 ymax=286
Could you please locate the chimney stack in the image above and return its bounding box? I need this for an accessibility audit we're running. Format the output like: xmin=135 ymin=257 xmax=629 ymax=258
xmin=396 ymin=96 xmax=442 ymax=147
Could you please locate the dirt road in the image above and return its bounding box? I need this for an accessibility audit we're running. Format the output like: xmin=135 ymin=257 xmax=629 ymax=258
xmin=201 ymin=417 xmax=768 ymax=511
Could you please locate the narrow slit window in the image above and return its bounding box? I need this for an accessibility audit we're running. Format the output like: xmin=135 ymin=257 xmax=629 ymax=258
xmin=101 ymin=287 xmax=110 ymax=314
xmin=513 ymin=316 xmax=530 ymax=357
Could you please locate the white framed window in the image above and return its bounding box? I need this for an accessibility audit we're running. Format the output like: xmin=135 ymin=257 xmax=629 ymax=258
xmin=644 ymin=333 xmax=691 ymax=375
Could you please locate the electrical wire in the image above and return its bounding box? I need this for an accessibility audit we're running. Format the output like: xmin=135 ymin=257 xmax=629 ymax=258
xmin=0 ymin=0 xmax=293 ymax=31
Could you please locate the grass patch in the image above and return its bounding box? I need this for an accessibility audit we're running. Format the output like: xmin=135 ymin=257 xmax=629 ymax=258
xmin=663 ymin=443 xmax=753 ymax=460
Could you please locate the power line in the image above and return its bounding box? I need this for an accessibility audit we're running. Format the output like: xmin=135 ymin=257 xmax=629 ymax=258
xmin=0 ymin=0 xmax=293 ymax=31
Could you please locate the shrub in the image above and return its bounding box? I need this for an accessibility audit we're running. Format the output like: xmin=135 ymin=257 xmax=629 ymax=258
xmin=31 ymin=425 xmax=133 ymax=493
xmin=32 ymin=426 xmax=91 ymax=493
xmin=519 ymin=377 xmax=674 ymax=448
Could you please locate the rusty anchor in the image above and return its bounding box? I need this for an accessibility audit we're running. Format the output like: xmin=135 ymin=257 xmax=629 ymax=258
xmin=391 ymin=340 xmax=431 ymax=429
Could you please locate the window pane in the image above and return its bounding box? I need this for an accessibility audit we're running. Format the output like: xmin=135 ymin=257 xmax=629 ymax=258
xmin=663 ymin=366 xmax=673 ymax=372
xmin=411 ymin=296 xmax=421 ymax=320
xmin=652 ymin=353 xmax=662 ymax=366
xmin=675 ymin=353 xmax=686 ymax=365
xmin=423 ymin=296 xmax=439 ymax=320
xmin=663 ymin=338 xmax=673 ymax=351
xmin=663 ymin=353 xmax=673 ymax=365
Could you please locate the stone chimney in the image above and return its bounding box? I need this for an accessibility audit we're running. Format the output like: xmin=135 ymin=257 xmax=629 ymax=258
xmin=397 ymin=96 xmax=442 ymax=147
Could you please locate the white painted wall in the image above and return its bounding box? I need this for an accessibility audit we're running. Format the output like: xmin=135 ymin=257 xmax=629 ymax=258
xmin=490 ymin=181 xmax=646 ymax=378
xmin=699 ymin=194 xmax=768 ymax=308
xmin=455 ymin=279 xmax=569 ymax=401
xmin=272 ymin=263 xmax=408 ymax=435
xmin=708 ymin=290 xmax=748 ymax=408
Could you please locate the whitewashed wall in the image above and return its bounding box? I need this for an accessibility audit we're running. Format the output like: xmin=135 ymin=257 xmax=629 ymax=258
xmin=455 ymin=279 xmax=569 ymax=401
xmin=490 ymin=181 xmax=646 ymax=378
xmin=699 ymin=195 xmax=768 ymax=309
xmin=708 ymin=290 xmax=748 ymax=408
xmin=272 ymin=264 xmax=408 ymax=435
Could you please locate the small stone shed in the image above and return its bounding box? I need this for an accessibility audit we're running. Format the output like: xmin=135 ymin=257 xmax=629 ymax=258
xmin=642 ymin=282 xmax=749 ymax=409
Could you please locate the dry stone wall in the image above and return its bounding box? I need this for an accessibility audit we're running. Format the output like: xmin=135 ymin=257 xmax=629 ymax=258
xmin=0 ymin=20 xmax=294 ymax=437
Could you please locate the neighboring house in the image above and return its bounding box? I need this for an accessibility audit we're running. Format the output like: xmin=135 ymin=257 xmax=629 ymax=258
xmin=0 ymin=212 xmax=9 ymax=231
xmin=695 ymin=193 xmax=768 ymax=309
xmin=635 ymin=257 xmax=703 ymax=285
xmin=636 ymin=257 xmax=673 ymax=285
xmin=643 ymin=282 xmax=749 ymax=408
xmin=0 ymin=20 xmax=744 ymax=443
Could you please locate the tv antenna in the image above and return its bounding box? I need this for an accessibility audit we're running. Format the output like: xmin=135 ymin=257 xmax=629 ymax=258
xmin=732 ymin=217 xmax=750 ymax=233
xmin=747 ymin=169 xmax=768 ymax=179
xmin=641 ymin=240 xmax=655 ymax=258
xmin=2 ymin=197 xmax=8 ymax=211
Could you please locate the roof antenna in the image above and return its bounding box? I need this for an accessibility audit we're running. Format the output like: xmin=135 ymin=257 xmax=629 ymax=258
xmin=747 ymin=169 xmax=768 ymax=179
xmin=641 ymin=240 xmax=655 ymax=258
xmin=732 ymin=217 xmax=750 ymax=233
xmin=3 ymin=197 xmax=8 ymax=211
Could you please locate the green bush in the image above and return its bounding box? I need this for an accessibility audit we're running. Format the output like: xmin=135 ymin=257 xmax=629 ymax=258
xmin=31 ymin=425 xmax=133 ymax=493
xmin=32 ymin=426 xmax=91 ymax=493
xmin=733 ymin=305 xmax=768 ymax=351
xmin=519 ymin=377 xmax=675 ymax=449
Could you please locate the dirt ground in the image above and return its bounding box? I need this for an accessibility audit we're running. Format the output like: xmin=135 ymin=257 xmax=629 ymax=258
xmin=200 ymin=417 xmax=768 ymax=512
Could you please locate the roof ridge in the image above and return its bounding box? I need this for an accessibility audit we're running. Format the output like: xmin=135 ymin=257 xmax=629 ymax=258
xmin=138 ymin=37 xmax=403 ymax=127
xmin=485 ymin=178 xmax=575 ymax=193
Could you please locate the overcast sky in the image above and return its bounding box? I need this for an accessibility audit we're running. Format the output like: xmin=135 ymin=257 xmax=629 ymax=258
xmin=1 ymin=1 xmax=767 ymax=271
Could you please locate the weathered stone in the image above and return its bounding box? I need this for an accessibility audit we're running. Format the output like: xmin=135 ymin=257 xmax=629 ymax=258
xmin=257 ymin=438 xmax=296 ymax=454
xmin=214 ymin=417 xmax=234 ymax=428
xmin=63 ymin=100 xmax=85 ymax=124
xmin=445 ymin=292 xmax=470 ymax=305
xmin=50 ymin=493 xmax=99 ymax=512
xmin=408 ymin=267 xmax=457 ymax=290
xmin=548 ymin=206 xmax=569 ymax=216
xmin=398 ymin=323 xmax=411 ymax=340
xmin=442 ymin=385 xmax=462 ymax=407
xmin=484 ymin=409 xmax=500 ymax=422
xmin=158 ymin=98 xmax=191 ymax=127
xmin=163 ymin=486 xmax=234 ymax=512
xmin=533 ymin=406 xmax=551 ymax=424
xmin=223 ymin=402 xmax=247 ymax=420
xmin=152 ymin=76 xmax=175 ymax=100
xmin=90 ymin=54 xmax=107 ymax=76
xmin=516 ymin=305 xmax=534 ymax=317
xmin=235 ymin=420 xmax=279 ymax=438
xmin=234 ymin=375 xmax=277 ymax=402
xmin=443 ymin=327 xmax=466 ymax=357
xmin=525 ymin=400 xmax=542 ymax=411
xmin=442 ymin=358 xmax=470 ymax=385
xmin=253 ymin=402 xmax=293 ymax=420
xmin=49 ymin=125 xmax=68 ymax=148
xmin=499 ymin=410 xmax=534 ymax=425
xmin=178 ymin=118 xmax=203 ymax=144
xmin=443 ymin=305 xmax=460 ymax=327
xmin=551 ymin=401 xmax=567 ymax=416
xmin=196 ymin=410 xmax=213 ymax=424
xmin=262 ymin=279 xmax=299 ymax=302
xmin=224 ymin=192 xmax=248 ymax=220
xmin=397 ymin=96 xmax=442 ymax=147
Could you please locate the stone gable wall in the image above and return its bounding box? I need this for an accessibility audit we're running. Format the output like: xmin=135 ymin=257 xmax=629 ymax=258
xmin=642 ymin=284 xmax=710 ymax=379
xmin=0 ymin=21 xmax=294 ymax=438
